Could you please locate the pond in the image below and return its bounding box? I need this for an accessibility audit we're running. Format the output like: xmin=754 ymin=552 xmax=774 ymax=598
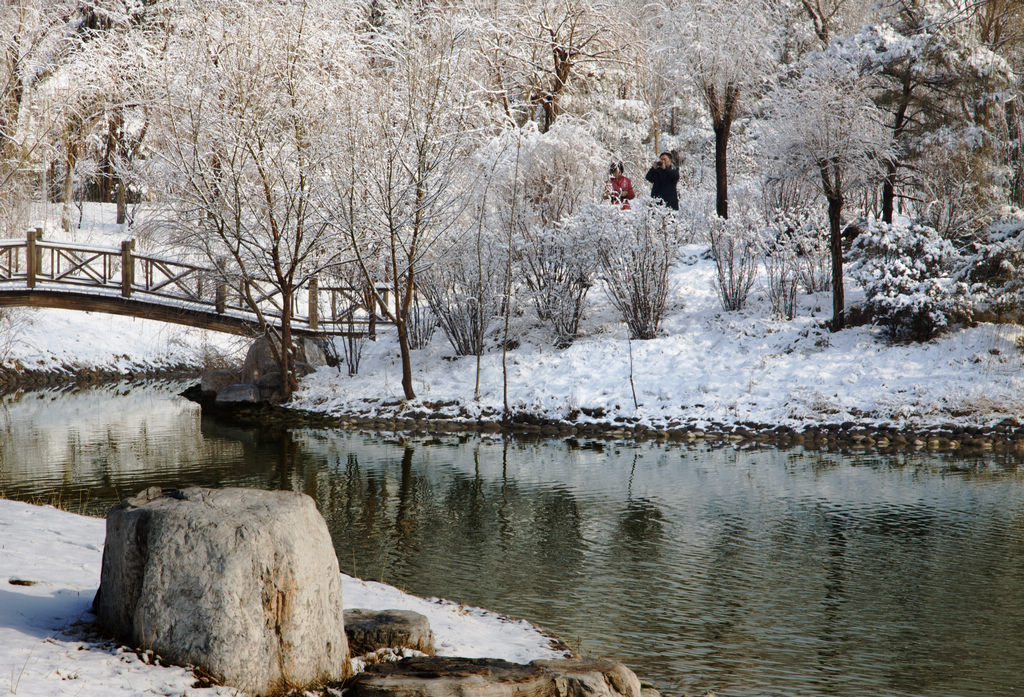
xmin=2 ymin=382 xmax=1023 ymax=697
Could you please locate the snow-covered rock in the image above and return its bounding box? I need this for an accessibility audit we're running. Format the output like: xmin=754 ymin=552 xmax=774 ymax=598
xmin=93 ymin=486 xmax=349 ymax=695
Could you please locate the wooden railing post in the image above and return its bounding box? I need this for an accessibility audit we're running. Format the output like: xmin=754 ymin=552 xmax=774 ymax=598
xmin=120 ymin=239 xmax=135 ymax=298
xmin=308 ymin=276 xmax=319 ymax=331
xmin=25 ymin=228 xmax=40 ymax=289
xmin=215 ymin=283 xmax=227 ymax=313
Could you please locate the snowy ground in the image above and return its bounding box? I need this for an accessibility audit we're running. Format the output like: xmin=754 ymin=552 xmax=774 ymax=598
xmin=3 ymin=205 xmax=1023 ymax=430
xmin=0 ymin=498 xmax=566 ymax=697
xmin=291 ymin=246 xmax=1024 ymax=432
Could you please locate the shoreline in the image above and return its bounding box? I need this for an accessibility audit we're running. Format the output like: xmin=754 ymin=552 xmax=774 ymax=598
xmin=0 ymin=364 xmax=201 ymax=393
xmin=5 ymin=366 xmax=1023 ymax=456
xmin=0 ymin=497 xmax=571 ymax=697
xmin=211 ymin=397 xmax=1024 ymax=458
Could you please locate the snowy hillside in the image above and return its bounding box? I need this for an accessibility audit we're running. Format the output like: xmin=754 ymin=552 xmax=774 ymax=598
xmin=291 ymin=243 xmax=1024 ymax=432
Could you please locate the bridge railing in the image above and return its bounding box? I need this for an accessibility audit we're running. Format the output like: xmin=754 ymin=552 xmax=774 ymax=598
xmin=0 ymin=229 xmax=389 ymax=335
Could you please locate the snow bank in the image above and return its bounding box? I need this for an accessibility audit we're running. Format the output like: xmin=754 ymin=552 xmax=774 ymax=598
xmin=291 ymin=244 xmax=1024 ymax=431
xmin=0 ymin=498 xmax=564 ymax=697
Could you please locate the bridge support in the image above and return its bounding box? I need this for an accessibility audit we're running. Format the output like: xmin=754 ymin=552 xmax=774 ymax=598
xmin=121 ymin=239 xmax=135 ymax=298
xmin=25 ymin=228 xmax=42 ymax=289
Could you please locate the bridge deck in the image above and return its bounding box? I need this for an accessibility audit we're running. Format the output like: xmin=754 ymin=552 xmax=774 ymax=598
xmin=0 ymin=232 xmax=381 ymax=337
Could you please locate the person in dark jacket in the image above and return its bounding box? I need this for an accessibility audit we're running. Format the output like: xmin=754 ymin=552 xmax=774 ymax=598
xmin=645 ymin=152 xmax=679 ymax=210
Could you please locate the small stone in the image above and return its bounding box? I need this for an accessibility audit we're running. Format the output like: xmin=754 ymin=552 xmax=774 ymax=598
xmin=348 ymin=656 xmax=640 ymax=697
xmin=344 ymin=609 xmax=435 ymax=656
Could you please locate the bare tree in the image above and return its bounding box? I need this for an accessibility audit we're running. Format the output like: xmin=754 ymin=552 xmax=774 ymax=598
xmin=150 ymin=0 xmax=351 ymax=400
xmin=342 ymin=2 xmax=476 ymax=400
xmin=661 ymin=0 xmax=778 ymax=219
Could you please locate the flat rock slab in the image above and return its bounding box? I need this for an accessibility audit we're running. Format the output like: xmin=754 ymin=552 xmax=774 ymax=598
xmin=345 ymin=609 xmax=435 ymax=656
xmin=93 ymin=486 xmax=349 ymax=696
xmin=215 ymin=383 xmax=262 ymax=403
xmin=348 ymin=656 xmax=640 ymax=697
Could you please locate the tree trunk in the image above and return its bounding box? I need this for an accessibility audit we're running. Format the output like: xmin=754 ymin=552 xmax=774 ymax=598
xmin=827 ymin=193 xmax=845 ymax=332
xmin=116 ymin=181 xmax=127 ymax=225
xmin=881 ymin=159 xmax=897 ymax=225
xmin=881 ymin=91 xmax=909 ymax=224
xmin=61 ymin=153 xmax=75 ymax=233
xmin=278 ymin=296 xmax=297 ymax=401
xmin=396 ymin=317 xmax=415 ymax=400
xmin=714 ymin=119 xmax=731 ymax=219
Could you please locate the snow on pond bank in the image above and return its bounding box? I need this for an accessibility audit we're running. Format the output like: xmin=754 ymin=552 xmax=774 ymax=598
xmin=3 ymin=205 xmax=1022 ymax=432
xmin=291 ymin=245 xmax=1024 ymax=432
xmin=0 ymin=306 xmax=244 ymax=377
xmin=0 ymin=498 xmax=565 ymax=697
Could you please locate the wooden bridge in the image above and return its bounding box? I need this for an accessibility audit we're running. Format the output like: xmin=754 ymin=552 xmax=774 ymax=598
xmin=0 ymin=229 xmax=381 ymax=337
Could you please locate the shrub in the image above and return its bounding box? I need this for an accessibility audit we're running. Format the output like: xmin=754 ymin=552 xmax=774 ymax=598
xmin=706 ymin=210 xmax=759 ymax=312
xmin=958 ymin=214 xmax=1024 ymax=318
xmin=581 ymin=200 xmax=680 ymax=339
xmin=418 ymin=230 xmax=508 ymax=356
xmin=759 ymin=228 xmax=800 ymax=320
xmin=759 ymin=207 xmax=832 ymax=319
xmin=849 ymin=219 xmax=972 ymax=341
xmin=515 ymin=216 xmax=598 ymax=346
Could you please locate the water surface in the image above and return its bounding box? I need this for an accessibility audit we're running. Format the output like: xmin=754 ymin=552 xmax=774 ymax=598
xmin=2 ymin=382 xmax=1023 ymax=697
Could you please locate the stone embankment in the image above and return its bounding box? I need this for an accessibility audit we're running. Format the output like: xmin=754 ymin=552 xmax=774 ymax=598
xmin=286 ymin=401 xmax=1024 ymax=457
xmin=0 ymin=363 xmax=198 ymax=393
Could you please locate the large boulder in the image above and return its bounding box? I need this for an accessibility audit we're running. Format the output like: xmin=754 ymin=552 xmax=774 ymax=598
xmin=241 ymin=337 xmax=328 ymax=384
xmin=199 ymin=368 xmax=241 ymax=395
xmin=93 ymin=486 xmax=349 ymax=695
xmin=344 ymin=609 xmax=435 ymax=656
xmin=346 ymin=656 xmax=641 ymax=697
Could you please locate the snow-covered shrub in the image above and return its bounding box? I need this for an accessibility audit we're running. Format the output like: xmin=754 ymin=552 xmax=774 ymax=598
xmin=494 ymin=120 xmax=608 ymax=346
xmin=516 ymin=216 xmax=599 ymax=346
xmin=759 ymin=229 xmax=800 ymax=320
xmin=0 ymin=307 xmax=29 ymax=365
xmin=959 ymin=213 xmax=1024 ymax=318
xmin=418 ymin=229 xmax=508 ymax=356
xmin=771 ymin=207 xmax=830 ymax=293
xmin=849 ymin=219 xmax=972 ymax=341
xmin=706 ymin=209 xmax=759 ymax=312
xmin=758 ymin=206 xmax=831 ymax=319
xmin=574 ymin=200 xmax=679 ymax=339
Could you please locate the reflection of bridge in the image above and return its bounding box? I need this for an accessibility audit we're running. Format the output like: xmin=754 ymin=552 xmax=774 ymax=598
xmin=0 ymin=230 xmax=380 ymax=337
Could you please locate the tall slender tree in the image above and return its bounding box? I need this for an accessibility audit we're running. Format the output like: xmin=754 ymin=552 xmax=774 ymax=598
xmin=151 ymin=0 xmax=353 ymax=400
xmin=661 ymin=0 xmax=777 ymax=219
xmin=765 ymin=58 xmax=893 ymax=331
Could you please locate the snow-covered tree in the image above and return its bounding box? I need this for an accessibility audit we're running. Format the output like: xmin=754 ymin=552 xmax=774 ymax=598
xmin=149 ymin=0 xmax=354 ymax=400
xmin=343 ymin=2 xmax=478 ymax=400
xmin=778 ymin=0 xmax=875 ymax=50
xmin=660 ymin=0 xmax=778 ymax=219
xmin=831 ymin=4 xmax=1013 ymax=234
xmin=765 ymin=56 xmax=893 ymax=330
xmin=472 ymin=0 xmax=633 ymax=132
xmin=0 ymin=0 xmax=80 ymax=229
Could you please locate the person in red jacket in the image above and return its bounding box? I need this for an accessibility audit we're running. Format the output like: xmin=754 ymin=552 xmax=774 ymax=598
xmin=603 ymin=161 xmax=635 ymax=209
